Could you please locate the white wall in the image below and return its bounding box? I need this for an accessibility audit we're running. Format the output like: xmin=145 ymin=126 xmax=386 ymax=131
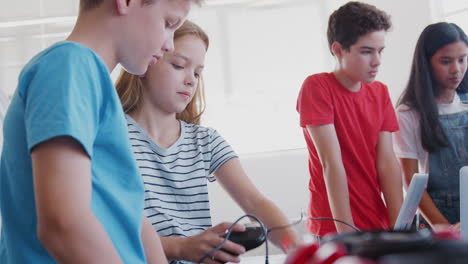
xmin=188 ymin=1 xmax=328 ymax=155
xmin=208 ymin=149 xmax=310 ymax=224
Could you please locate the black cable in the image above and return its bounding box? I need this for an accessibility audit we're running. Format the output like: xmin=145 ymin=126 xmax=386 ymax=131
xmin=267 ymin=213 xmax=360 ymax=235
xmin=308 ymin=217 xmax=361 ymax=232
xmin=197 ymin=213 xmax=359 ymax=264
xmin=267 ymin=213 xmax=304 ymax=234
xmin=197 ymin=214 xmax=268 ymax=264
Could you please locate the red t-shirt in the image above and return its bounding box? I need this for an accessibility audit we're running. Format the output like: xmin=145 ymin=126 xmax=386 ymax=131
xmin=296 ymin=72 xmax=399 ymax=237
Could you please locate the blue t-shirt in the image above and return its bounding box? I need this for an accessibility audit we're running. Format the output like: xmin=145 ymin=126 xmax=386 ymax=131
xmin=0 ymin=42 xmax=147 ymax=263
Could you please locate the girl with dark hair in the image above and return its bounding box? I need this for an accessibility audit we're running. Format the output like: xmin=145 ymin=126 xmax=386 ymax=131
xmin=394 ymin=22 xmax=468 ymax=228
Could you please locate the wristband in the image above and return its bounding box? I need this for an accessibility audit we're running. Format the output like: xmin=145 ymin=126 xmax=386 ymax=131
xmin=281 ymin=235 xmax=294 ymax=252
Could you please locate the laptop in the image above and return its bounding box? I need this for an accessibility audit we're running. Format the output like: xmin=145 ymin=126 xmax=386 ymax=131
xmin=393 ymin=173 xmax=429 ymax=231
xmin=461 ymin=166 xmax=468 ymax=238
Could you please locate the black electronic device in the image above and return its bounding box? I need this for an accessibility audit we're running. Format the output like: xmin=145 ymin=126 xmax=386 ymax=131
xmin=321 ymin=229 xmax=435 ymax=260
xmin=223 ymin=226 xmax=266 ymax=252
xmin=380 ymin=239 xmax=468 ymax=264
xmin=320 ymin=229 xmax=468 ymax=263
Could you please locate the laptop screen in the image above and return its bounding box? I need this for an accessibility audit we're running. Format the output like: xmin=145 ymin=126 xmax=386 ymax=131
xmin=460 ymin=167 xmax=468 ymax=238
xmin=394 ymin=173 xmax=429 ymax=231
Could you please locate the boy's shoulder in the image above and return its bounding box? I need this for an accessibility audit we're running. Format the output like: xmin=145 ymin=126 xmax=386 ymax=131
xmin=17 ymin=41 xmax=109 ymax=99
xmin=22 ymin=41 xmax=101 ymax=76
xmin=363 ymin=80 xmax=390 ymax=97
xmin=303 ymin=72 xmax=334 ymax=83
xmin=301 ymin=72 xmax=336 ymax=91
xmin=43 ymin=41 xmax=91 ymax=56
xmin=30 ymin=41 xmax=93 ymax=64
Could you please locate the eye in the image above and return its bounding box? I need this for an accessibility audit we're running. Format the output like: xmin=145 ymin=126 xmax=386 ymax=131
xmin=440 ymin=60 xmax=450 ymax=65
xmin=165 ymin=18 xmax=180 ymax=29
xmin=194 ymin=72 xmax=200 ymax=79
xmin=172 ymin=64 xmax=183 ymax=70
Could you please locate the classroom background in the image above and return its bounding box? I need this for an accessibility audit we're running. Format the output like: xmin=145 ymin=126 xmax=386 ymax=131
xmin=1 ymin=0 xmax=467 ymax=236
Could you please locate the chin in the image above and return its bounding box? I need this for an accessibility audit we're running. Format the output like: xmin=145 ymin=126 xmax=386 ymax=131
xmin=449 ymin=85 xmax=460 ymax=91
xmin=362 ymin=77 xmax=376 ymax=83
xmin=122 ymin=65 xmax=147 ymax=76
xmin=175 ymin=106 xmax=188 ymax=114
xmin=122 ymin=58 xmax=151 ymax=75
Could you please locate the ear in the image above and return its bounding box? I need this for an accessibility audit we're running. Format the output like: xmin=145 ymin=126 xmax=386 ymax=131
xmin=115 ymin=0 xmax=132 ymax=15
xmin=331 ymin=41 xmax=343 ymax=58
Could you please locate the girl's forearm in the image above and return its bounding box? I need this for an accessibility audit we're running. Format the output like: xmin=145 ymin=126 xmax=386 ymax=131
xmin=243 ymin=197 xmax=299 ymax=251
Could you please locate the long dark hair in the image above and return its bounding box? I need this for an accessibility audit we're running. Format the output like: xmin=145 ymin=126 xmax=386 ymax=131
xmin=397 ymin=22 xmax=468 ymax=152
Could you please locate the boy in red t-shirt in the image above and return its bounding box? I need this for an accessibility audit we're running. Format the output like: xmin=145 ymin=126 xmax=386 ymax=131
xmin=296 ymin=1 xmax=403 ymax=237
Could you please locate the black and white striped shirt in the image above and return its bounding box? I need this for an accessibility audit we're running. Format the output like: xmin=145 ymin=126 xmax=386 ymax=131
xmin=126 ymin=115 xmax=237 ymax=263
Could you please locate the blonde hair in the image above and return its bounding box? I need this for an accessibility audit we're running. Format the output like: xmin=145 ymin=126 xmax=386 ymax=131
xmin=80 ymin=0 xmax=204 ymax=12
xmin=115 ymin=20 xmax=209 ymax=125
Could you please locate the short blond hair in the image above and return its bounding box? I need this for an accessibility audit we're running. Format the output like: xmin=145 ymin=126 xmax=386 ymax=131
xmin=80 ymin=0 xmax=203 ymax=12
xmin=115 ymin=20 xmax=209 ymax=125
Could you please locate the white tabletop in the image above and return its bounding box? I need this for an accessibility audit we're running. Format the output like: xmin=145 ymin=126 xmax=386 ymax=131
xmin=235 ymin=254 xmax=286 ymax=264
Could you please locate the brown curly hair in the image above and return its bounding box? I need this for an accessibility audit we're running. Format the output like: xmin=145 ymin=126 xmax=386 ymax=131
xmin=80 ymin=0 xmax=155 ymax=11
xmin=327 ymin=1 xmax=391 ymax=54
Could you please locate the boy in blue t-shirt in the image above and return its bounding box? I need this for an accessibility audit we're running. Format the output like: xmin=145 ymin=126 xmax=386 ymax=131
xmin=0 ymin=0 xmax=196 ymax=263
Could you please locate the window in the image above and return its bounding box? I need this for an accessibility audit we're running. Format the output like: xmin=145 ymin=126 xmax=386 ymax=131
xmin=189 ymin=1 xmax=329 ymax=154
xmin=0 ymin=0 xmax=77 ymax=95
xmin=1 ymin=0 xmax=327 ymax=155
xmin=442 ymin=0 xmax=468 ymax=30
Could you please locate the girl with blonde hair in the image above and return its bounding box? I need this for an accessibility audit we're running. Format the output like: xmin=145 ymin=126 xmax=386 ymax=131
xmin=116 ymin=20 xmax=298 ymax=264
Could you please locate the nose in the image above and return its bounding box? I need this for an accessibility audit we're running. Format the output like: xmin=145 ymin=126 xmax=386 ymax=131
xmin=184 ymin=72 xmax=196 ymax=87
xmin=162 ymin=35 xmax=175 ymax=53
xmin=450 ymin=61 xmax=461 ymax=74
xmin=372 ymin=52 xmax=381 ymax=67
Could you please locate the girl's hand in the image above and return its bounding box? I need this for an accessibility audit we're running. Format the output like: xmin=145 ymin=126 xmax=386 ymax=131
xmin=433 ymin=222 xmax=461 ymax=233
xmin=451 ymin=222 xmax=461 ymax=232
xmin=432 ymin=222 xmax=462 ymax=240
xmin=180 ymin=222 xmax=246 ymax=264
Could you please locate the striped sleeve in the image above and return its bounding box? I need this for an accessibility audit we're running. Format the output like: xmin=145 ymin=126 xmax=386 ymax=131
xmin=208 ymin=129 xmax=238 ymax=177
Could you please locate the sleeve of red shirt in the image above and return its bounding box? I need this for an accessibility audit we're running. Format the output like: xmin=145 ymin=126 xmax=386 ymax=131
xmin=296 ymin=74 xmax=334 ymax=128
xmin=379 ymin=84 xmax=399 ymax=132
